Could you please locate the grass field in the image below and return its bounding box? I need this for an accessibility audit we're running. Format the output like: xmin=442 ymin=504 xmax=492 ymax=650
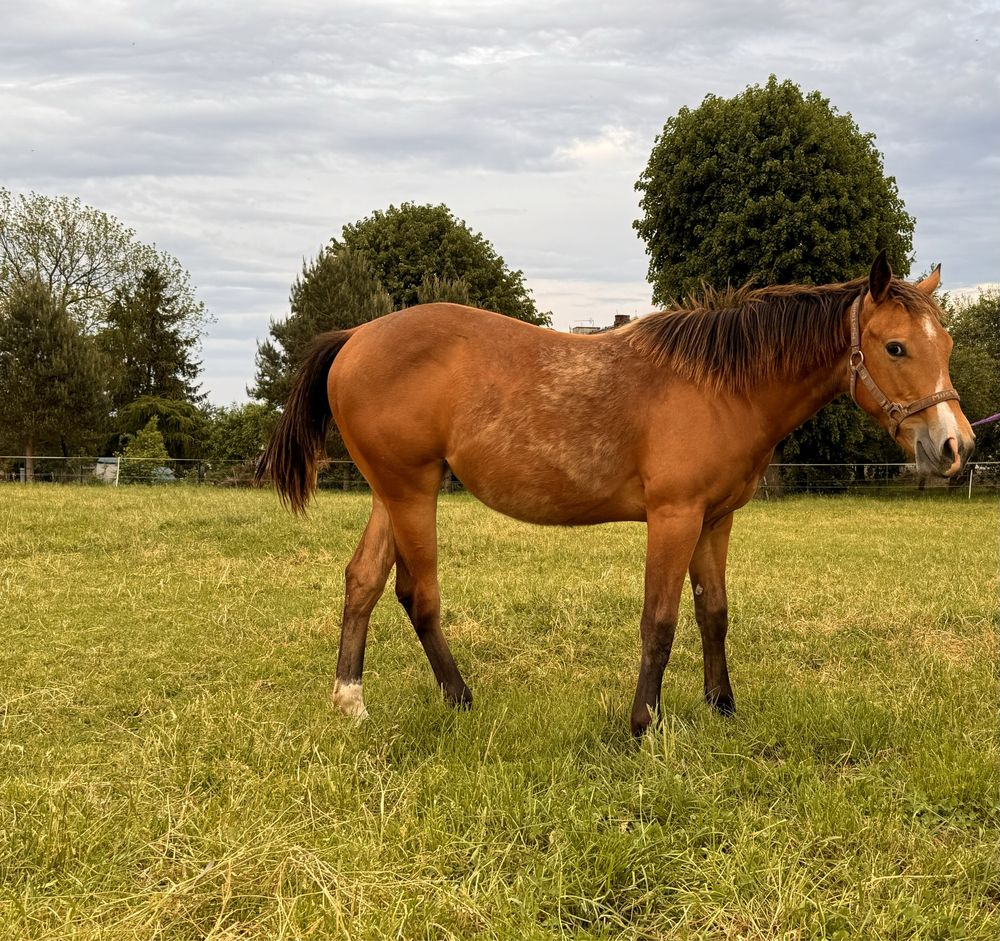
xmin=1 ymin=486 xmax=997 ymax=940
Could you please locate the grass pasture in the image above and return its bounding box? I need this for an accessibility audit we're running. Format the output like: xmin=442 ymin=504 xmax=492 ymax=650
xmin=0 ymin=486 xmax=997 ymax=940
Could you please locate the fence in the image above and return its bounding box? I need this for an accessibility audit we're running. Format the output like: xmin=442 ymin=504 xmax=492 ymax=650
xmin=0 ymin=456 xmax=372 ymax=489
xmin=2 ymin=455 xmax=998 ymax=497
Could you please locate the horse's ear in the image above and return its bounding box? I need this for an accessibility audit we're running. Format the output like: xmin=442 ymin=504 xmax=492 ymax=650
xmin=916 ymin=264 xmax=941 ymax=295
xmin=868 ymin=249 xmax=892 ymax=302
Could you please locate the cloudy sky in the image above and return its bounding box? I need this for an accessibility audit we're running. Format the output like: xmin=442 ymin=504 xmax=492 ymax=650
xmin=3 ymin=0 xmax=997 ymax=404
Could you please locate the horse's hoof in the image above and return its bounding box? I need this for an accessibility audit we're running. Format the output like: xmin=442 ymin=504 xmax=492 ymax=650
xmin=332 ymin=681 xmax=369 ymax=720
xmin=445 ymin=685 xmax=473 ymax=710
xmin=708 ymin=693 xmax=736 ymax=717
xmin=630 ymin=708 xmax=655 ymax=737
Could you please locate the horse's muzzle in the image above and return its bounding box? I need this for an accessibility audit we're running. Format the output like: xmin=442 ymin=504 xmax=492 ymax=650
xmin=915 ymin=430 xmax=975 ymax=478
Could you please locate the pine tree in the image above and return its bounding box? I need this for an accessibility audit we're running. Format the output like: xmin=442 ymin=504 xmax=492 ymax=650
xmin=101 ymin=266 xmax=203 ymax=410
xmin=0 ymin=279 xmax=106 ymax=479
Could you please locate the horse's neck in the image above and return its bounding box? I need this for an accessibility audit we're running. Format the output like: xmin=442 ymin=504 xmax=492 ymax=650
xmin=755 ymin=353 xmax=850 ymax=445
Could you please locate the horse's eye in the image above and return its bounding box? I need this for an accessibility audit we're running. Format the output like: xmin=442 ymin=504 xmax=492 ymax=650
xmin=885 ymin=342 xmax=906 ymax=358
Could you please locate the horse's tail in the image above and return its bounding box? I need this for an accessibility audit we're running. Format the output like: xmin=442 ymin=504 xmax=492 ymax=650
xmin=255 ymin=329 xmax=355 ymax=514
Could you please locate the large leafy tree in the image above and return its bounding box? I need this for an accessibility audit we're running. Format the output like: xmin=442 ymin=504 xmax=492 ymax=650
xmin=1 ymin=190 xmax=208 ymax=459
xmin=251 ymin=204 xmax=549 ymax=409
xmin=635 ymin=76 xmax=914 ymax=304
xmin=0 ymin=279 xmax=106 ymax=478
xmin=100 ymin=266 xmax=203 ymax=412
xmin=634 ymin=77 xmax=916 ymax=478
xmin=201 ymin=402 xmax=280 ymax=483
xmin=336 ymin=202 xmax=548 ymax=323
xmin=0 ymin=189 xmax=207 ymax=336
xmin=250 ymin=246 xmax=393 ymax=408
xmin=945 ymin=289 xmax=999 ymax=460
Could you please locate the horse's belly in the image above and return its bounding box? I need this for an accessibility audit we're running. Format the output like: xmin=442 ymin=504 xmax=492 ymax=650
xmin=447 ymin=453 xmax=645 ymax=525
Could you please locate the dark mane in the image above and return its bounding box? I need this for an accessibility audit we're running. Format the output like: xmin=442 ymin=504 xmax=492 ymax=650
xmin=623 ymin=277 xmax=940 ymax=394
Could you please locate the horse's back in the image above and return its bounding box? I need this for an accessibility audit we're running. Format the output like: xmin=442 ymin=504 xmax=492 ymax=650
xmin=328 ymin=304 xmax=649 ymax=522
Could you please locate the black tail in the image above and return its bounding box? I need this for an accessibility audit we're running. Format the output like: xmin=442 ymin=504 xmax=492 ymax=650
xmin=255 ymin=330 xmax=354 ymax=514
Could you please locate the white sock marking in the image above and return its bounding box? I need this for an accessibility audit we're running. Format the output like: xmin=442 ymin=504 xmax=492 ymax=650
xmin=332 ymin=681 xmax=368 ymax=719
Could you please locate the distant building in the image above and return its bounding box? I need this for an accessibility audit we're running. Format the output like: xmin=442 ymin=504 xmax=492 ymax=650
xmin=94 ymin=457 xmax=118 ymax=484
xmin=570 ymin=314 xmax=635 ymax=335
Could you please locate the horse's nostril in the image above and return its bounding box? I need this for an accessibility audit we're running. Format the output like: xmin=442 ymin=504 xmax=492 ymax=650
xmin=942 ymin=438 xmax=957 ymax=462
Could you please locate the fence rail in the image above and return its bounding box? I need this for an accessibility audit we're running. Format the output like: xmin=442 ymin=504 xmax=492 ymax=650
xmin=2 ymin=455 xmax=999 ymax=497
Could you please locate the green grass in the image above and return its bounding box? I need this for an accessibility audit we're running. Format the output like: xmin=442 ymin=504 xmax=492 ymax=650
xmin=0 ymin=486 xmax=996 ymax=940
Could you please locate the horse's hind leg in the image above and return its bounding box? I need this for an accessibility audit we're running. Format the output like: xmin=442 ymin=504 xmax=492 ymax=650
xmin=387 ymin=496 xmax=472 ymax=708
xmin=332 ymin=495 xmax=395 ymax=718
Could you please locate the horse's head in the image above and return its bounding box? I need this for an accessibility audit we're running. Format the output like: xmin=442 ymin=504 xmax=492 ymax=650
xmin=852 ymin=252 xmax=975 ymax=477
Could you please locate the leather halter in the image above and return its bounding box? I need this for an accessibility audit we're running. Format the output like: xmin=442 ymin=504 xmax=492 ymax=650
xmin=847 ymin=292 xmax=960 ymax=438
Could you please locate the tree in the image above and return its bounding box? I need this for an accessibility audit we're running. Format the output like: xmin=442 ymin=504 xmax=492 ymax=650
xmin=0 ymin=189 xmax=207 ymax=336
xmin=336 ymin=203 xmax=548 ymax=323
xmin=100 ymin=266 xmax=203 ymax=412
xmin=634 ymin=76 xmax=914 ymax=305
xmin=0 ymin=279 xmax=106 ymax=479
xmin=251 ymin=204 xmax=549 ymax=411
xmin=945 ymin=289 xmax=1000 ymax=460
xmin=203 ymin=402 xmax=280 ymax=483
xmin=116 ymin=417 xmax=171 ymax=484
xmin=417 ymin=272 xmax=472 ymax=305
xmin=250 ymin=246 xmax=393 ymax=408
xmin=634 ymin=77 xmax=916 ymax=478
xmin=116 ymin=396 xmax=209 ymax=460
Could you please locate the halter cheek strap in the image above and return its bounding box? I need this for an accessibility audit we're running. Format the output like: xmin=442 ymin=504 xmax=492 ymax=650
xmin=848 ymin=293 xmax=960 ymax=438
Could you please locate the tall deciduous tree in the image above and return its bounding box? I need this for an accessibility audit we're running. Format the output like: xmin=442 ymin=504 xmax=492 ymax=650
xmin=0 ymin=189 xmax=207 ymax=336
xmin=336 ymin=203 xmax=548 ymax=323
xmin=252 ymin=204 xmax=549 ymax=413
xmin=946 ymin=289 xmax=1000 ymax=460
xmin=634 ymin=76 xmax=914 ymax=304
xmin=634 ymin=77 xmax=916 ymax=479
xmin=417 ymin=272 xmax=472 ymax=305
xmin=0 ymin=279 xmax=105 ymax=479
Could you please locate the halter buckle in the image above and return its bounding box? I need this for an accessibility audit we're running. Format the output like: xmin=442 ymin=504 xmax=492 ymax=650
xmin=849 ymin=350 xmax=864 ymax=370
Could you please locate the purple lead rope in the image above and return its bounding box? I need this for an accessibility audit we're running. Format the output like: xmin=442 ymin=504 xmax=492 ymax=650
xmin=971 ymin=412 xmax=1000 ymax=428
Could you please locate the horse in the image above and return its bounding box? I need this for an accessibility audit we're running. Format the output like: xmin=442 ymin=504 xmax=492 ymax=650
xmin=256 ymin=252 xmax=975 ymax=735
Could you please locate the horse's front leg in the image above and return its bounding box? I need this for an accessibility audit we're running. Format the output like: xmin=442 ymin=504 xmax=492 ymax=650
xmin=688 ymin=513 xmax=735 ymax=716
xmin=630 ymin=509 xmax=703 ymax=736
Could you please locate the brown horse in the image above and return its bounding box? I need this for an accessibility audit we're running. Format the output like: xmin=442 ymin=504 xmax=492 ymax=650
xmin=257 ymin=252 xmax=974 ymax=735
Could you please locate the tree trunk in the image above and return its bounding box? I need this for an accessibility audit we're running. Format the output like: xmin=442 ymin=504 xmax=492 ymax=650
xmin=25 ymin=438 xmax=34 ymax=483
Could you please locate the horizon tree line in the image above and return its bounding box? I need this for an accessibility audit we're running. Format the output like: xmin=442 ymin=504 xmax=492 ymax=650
xmin=2 ymin=77 xmax=997 ymax=482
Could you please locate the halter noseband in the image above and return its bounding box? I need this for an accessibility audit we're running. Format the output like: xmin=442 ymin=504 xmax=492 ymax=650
xmin=848 ymin=292 xmax=960 ymax=438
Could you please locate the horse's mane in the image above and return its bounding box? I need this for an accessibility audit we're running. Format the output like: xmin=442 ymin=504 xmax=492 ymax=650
xmin=623 ymin=276 xmax=941 ymax=394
